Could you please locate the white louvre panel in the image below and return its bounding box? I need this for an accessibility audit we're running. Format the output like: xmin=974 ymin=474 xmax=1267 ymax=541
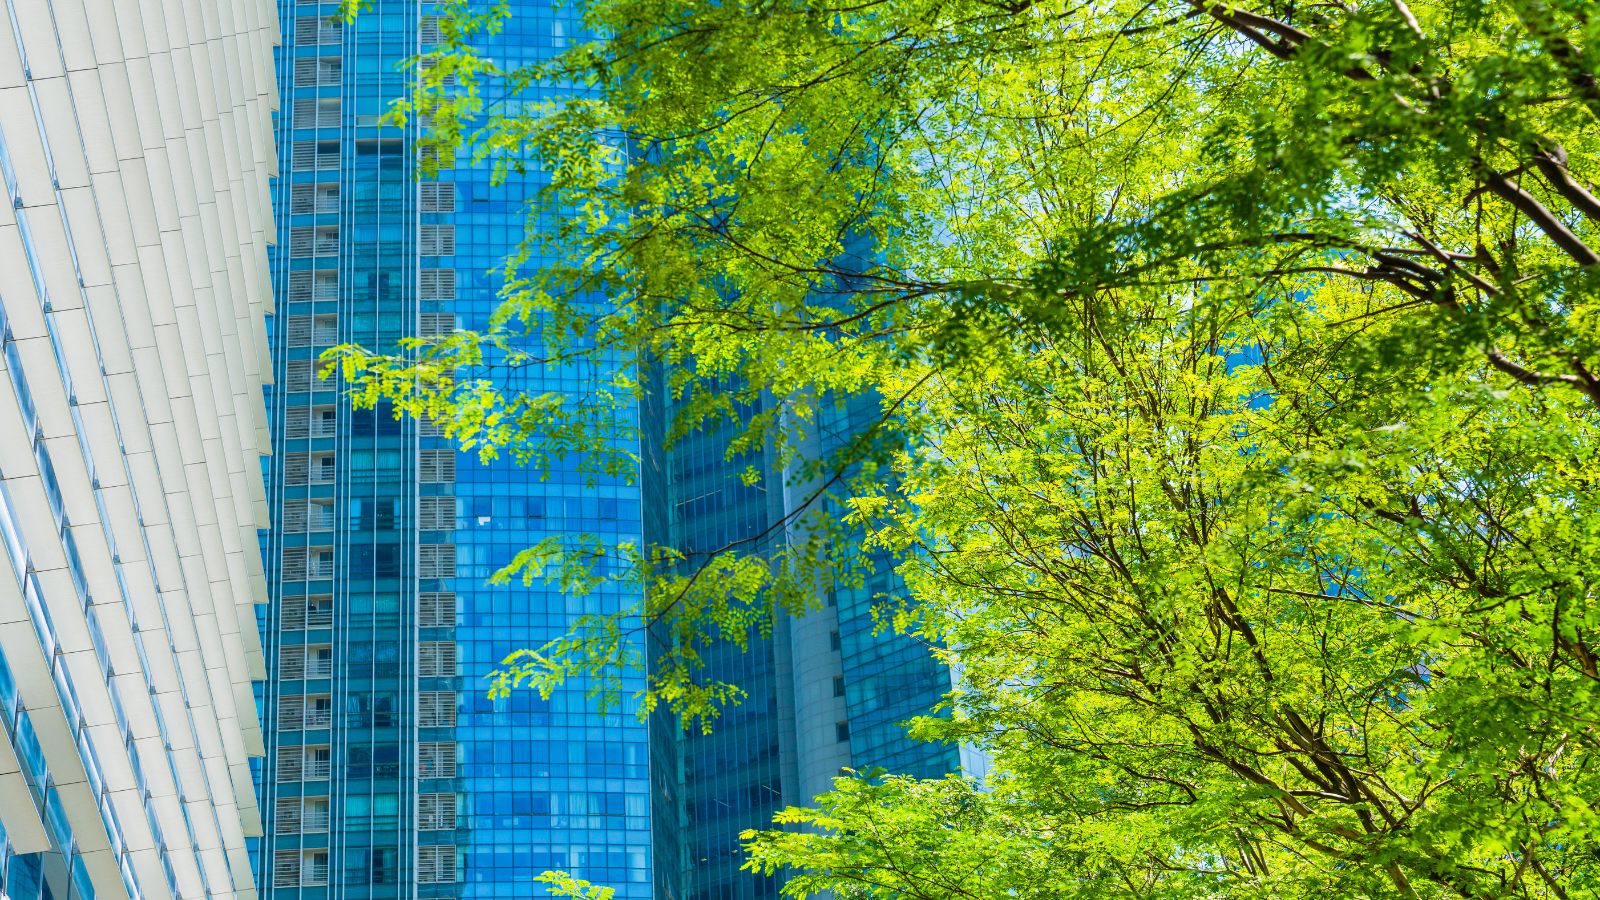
xmin=290 ymin=183 xmax=316 ymax=214
xmin=420 ymin=450 xmax=456 ymax=483
xmin=284 ymin=453 xmax=310 ymax=485
xmin=276 ymin=797 xmax=303 ymax=834
xmin=279 ymin=645 xmax=306 ymax=681
xmin=283 ymin=499 xmax=309 ymax=533
xmin=419 ymin=592 xmax=457 ymax=627
xmin=282 ymin=546 xmax=308 ymax=579
xmin=419 ymin=313 xmax=456 ymax=338
xmin=419 ymin=642 xmax=457 ymax=677
xmin=308 ymin=596 xmax=335 ymax=627
xmin=291 ymin=140 xmax=315 ymax=171
xmin=420 ymin=15 xmax=443 ymax=43
xmin=419 ymin=497 xmax=455 ymax=530
xmin=318 ymin=99 xmax=341 ymax=128
xmin=419 ymin=742 xmax=457 ymax=778
xmin=314 ymin=316 xmax=339 ymax=344
xmin=305 ymin=746 xmax=333 ymax=779
xmin=419 ymin=415 xmax=445 ymax=437
xmin=287 ymin=315 xmax=314 ymax=348
xmin=288 ymin=271 xmax=314 ymax=303
xmin=418 ymin=794 xmax=458 ymax=831
xmin=421 ymin=61 xmax=458 ymax=88
xmin=294 ymin=17 xmax=319 ymax=44
xmin=420 ymin=224 xmax=456 ymax=255
xmin=289 ymin=226 xmax=314 ymax=257
xmin=418 ymin=545 xmax=457 ymax=579
xmin=319 ymin=18 xmax=343 ymax=43
xmin=274 ymin=851 xmax=300 ymax=888
xmin=417 ymin=846 xmax=456 ymax=884
xmin=418 ymin=692 xmax=457 ymax=728
xmin=293 ymin=58 xmax=318 ymax=86
xmin=281 ymin=597 xmax=307 ymax=631
xmin=276 ymin=746 xmax=303 ymax=783
xmin=420 ymin=183 xmax=456 ymax=213
xmin=279 ymin=695 xmax=305 ymax=731
xmin=292 ymin=97 xmax=316 ymax=125
xmin=319 ymin=58 xmax=342 ymax=85
xmin=306 ymin=647 xmax=333 ymax=678
xmin=285 ymin=407 xmax=311 ymax=439
xmin=419 ymin=270 xmax=456 ymax=301
xmin=285 ymin=360 xmax=311 ymax=393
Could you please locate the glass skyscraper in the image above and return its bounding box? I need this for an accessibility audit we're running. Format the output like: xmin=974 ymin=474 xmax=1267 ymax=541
xmin=260 ymin=6 xmax=956 ymax=900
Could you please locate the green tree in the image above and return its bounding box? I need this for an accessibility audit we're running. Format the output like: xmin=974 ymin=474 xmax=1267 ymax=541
xmin=332 ymin=0 xmax=1600 ymax=892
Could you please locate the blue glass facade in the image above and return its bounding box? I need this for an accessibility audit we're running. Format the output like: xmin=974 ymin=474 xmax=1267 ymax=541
xmin=261 ymin=3 xmax=649 ymax=899
xmin=259 ymin=7 xmax=954 ymax=900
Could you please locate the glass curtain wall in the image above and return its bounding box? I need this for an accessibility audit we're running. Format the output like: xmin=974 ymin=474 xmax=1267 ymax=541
xmin=260 ymin=3 xmax=650 ymax=900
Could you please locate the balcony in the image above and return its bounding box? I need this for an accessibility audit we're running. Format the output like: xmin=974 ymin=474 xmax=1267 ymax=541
xmin=303 ymin=706 xmax=333 ymax=729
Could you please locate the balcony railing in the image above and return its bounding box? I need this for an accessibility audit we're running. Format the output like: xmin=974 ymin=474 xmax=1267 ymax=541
xmin=304 ymin=757 xmax=332 ymax=780
xmin=303 ymin=707 xmax=333 ymax=729
xmin=313 ymin=239 xmax=339 ymax=255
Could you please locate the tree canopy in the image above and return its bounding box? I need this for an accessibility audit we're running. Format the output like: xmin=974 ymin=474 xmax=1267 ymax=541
xmin=333 ymin=0 xmax=1600 ymax=893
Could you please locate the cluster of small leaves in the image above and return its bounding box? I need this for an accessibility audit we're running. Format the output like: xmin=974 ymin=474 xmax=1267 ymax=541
xmin=321 ymin=2 xmax=1600 ymax=894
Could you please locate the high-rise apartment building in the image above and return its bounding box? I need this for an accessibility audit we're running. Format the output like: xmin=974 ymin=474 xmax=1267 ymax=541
xmin=260 ymin=6 xmax=956 ymax=900
xmin=0 ymin=6 xmax=278 ymax=900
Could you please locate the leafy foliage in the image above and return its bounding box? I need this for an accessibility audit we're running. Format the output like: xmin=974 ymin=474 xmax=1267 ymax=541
xmin=330 ymin=0 xmax=1600 ymax=890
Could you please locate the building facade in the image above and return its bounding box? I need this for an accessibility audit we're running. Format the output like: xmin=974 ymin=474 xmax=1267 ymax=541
xmin=0 ymin=6 xmax=279 ymax=900
xmin=259 ymin=6 xmax=955 ymax=900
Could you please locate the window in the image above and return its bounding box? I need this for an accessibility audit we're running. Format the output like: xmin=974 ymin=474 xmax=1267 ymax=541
xmin=830 ymin=630 xmax=841 ymax=651
xmin=343 ymin=793 xmax=399 ymax=830
xmin=284 ymin=358 xmax=336 ymax=393
xmin=418 ymin=641 xmax=457 ymax=677
xmin=344 ymin=847 xmax=398 ymax=885
xmin=418 ymin=742 xmax=457 ymax=778
xmin=416 ymin=845 xmax=458 ymax=884
xmin=419 ymin=449 xmax=455 ymax=483
xmin=291 ymin=97 xmax=341 ymax=128
xmin=419 ymin=592 xmax=456 ymax=627
xmin=293 ymin=16 xmax=342 ymax=44
xmin=346 ymin=743 xmax=400 ymax=779
xmin=292 ymin=57 xmax=341 ymax=86
xmin=301 ymin=851 xmax=329 ymax=886
xmin=310 ymin=452 xmax=336 ymax=484
xmin=419 ymin=312 xmax=455 ymax=337
xmin=418 ymin=544 xmax=456 ymax=578
xmin=277 ymin=744 xmax=331 ymax=782
xmin=419 ymin=497 xmax=456 ymax=530
xmin=836 ymin=721 xmax=851 ymax=743
xmin=418 ymin=691 xmax=457 ymax=728
xmin=288 ymin=312 xmax=338 ymax=347
xmin=419 ymin=224 xmax=455 ymax=255
xmin=420 ymin=270 xmax=456 ymax=301
xmin=418 ymin=793 xmax=457 ymax=830
xmin=419 ymin=183 xmax=455 ymax=212
xmin=833 ymin=675 xmax=845 ymax=697
xmin=346 ymin=691 xmax=399 ymax=728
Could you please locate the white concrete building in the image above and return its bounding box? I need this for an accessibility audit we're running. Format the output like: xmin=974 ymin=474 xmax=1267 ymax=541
xmin=0 ymin=3 xmax=277 ymax=900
